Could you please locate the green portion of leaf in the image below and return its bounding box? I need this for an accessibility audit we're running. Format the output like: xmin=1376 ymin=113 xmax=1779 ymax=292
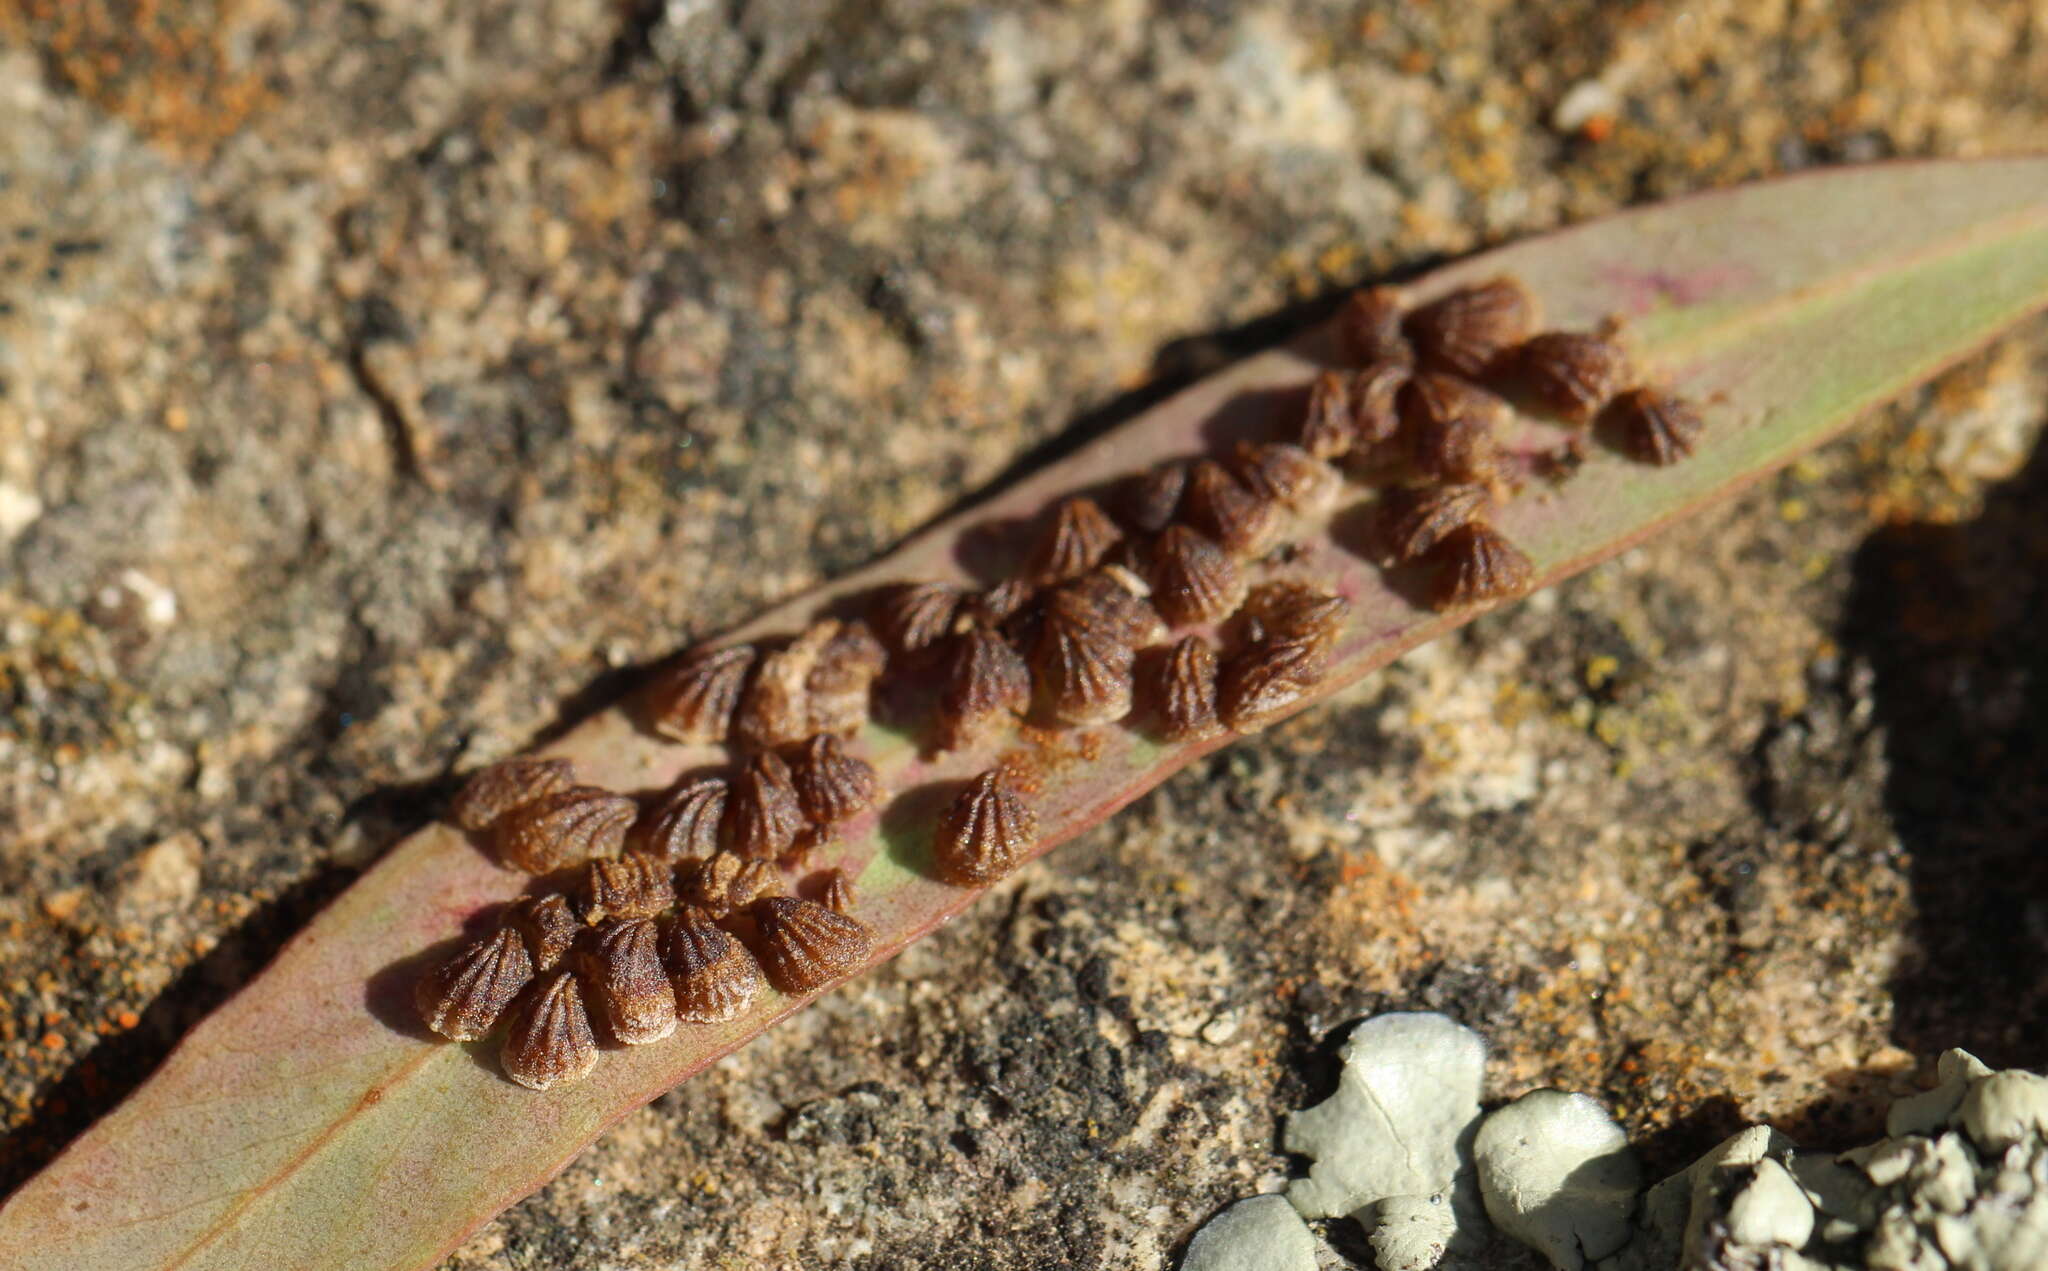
xmin=4 ymin=158 xmax=2044 ymax=1271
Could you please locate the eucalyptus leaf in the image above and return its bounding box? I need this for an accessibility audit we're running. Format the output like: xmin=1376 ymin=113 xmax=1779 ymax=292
xmin=5 ymin=157 xmax=2044 ymax=1271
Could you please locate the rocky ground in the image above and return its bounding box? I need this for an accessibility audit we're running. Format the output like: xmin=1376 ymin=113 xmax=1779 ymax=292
xmin=0 ymin=2 xmax=2045 ymax=1268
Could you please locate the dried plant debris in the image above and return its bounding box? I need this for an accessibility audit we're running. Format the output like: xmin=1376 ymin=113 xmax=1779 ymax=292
xmin=1336 ymin=285 xmax=1411 ymax=366
xmin=937 ymin=624 xmax=1032 ymax=751
xmin=1116 ymin=461 xmax=1187 ymax=533
xmin=416 ymin=927 xmax=534 ymax=1043
xmin=932 ymin=769 xmax=1039 ymax=887
xmin=1512 ymin=331 xmax=1631 ymax=424
xmin=1242 ymin=582 xmax=1348 ymax=653
xmin=788 ymin=733 xmax=878 ymax=829
xmin=577 ymin=853 xmax=676 ymax=924
xmin=1031 ymin=596 xmax=1137 ymax=727
xmin=1301 ymin=369 xmax=1361 ymax=460
xmin=1426 ymin=521 xmax=1535 ymax=612
xmin=1148 ymin=525 xmax=1246 ymax=627
xmin=724 ymin=752 xmax=805 ymax=859
xmin=634 ymin=775 xmax=728 ymax=863
xmin=1404 ymin=275 xmax=1535 ymax=377
xmin=1231 ymin=441 xmax=1341 ymax=517
xmin=500 ymin=970 xmax=599 ymax=1092
xmin=818 ymin=869 xmax=856 ymax=915
xmin=1408 ymin=414 xmax=1504 ymax=487
xmin=1144 ymin=636 xmax=1221 ymax=743
xmin=1606 ymin=386 xmax=1705 ymax=465
xmin=495 ymin=786 xmax=637 ymax=874
xmin=408 ymin=267 xmax=1722 ymax=1098
xmin=805 ymin=620 xmax=887 ymax=738
xmin=733 ymin=621 xmax=840 ymax=751
xmin=1181 ymin=459 xmax=1283 ymax=558
xmin=505 ymin=893 xmax=579 ymax=972
xmin=684 ymin=852 xmax=783 ymax=916
xmin=578 ymin=918 xmax=677 ymax=1046
xmin=751 ymin=896 xmax=874 ymax=997
xmin=1400 ymin=369 xmax=1511 ymax=436
xmin=644 ymin=644 xmax=755 ymax=743
xmin=664 ymin=910 xmax=760 ymax=1024
xmin=1059 ymin=569 xmax=1166 ymax=647
xmin=870 ymin=581 xmax=967 ymax=657
xmin=1372 ymin=484 xmax=1488 ymax=565
xmin=449 ymin=757 xmax=575 ymax=834
xmin=1217 ymin=629 xmax=1327 ymax=733
xmin=1026 ymin=496 xmax=1123 ymax=583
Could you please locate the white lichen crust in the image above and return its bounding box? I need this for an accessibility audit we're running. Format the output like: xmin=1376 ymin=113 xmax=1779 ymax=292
xmin=1180 ymin=1195 xmax=1318 ymax=1271
xmin=1200 ymin=1015 xmax=2048 ymax=1271
xmin=1283 ymin=1011 xmax=1487 ymax=1220
xmin=1472 ymin=1089 xmax=1641 ymax=1270
xmin=1595 ymin=1049 xmax=2048 ymax=1271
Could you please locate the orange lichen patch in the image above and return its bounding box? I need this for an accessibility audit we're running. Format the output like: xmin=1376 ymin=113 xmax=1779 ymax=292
xmin=1309 ymin=851 xmax=1431 ymax=991
xmin=2 ymin=0 xmax=275 ymax=158
xmin=991 ymin=746 xmax=1049 ymax=797
xmin=565 ymin=84 xmax=670 ymax=230
xmin=37 ymin=890 xmax=86 ymax=923
xmin=1005 ymin=725 xmax=1105 ymax=787
xmin=1485 ymin=830 xmax=1915 ymax=1171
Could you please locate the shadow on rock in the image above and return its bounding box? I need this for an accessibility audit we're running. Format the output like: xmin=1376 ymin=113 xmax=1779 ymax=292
xmin=1842 ymin=430 xmax=2048 ymax=1068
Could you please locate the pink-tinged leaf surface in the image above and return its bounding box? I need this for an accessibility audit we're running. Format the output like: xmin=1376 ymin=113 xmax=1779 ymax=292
xmin=4 ymin=158 xmax=2046 ymax=1271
